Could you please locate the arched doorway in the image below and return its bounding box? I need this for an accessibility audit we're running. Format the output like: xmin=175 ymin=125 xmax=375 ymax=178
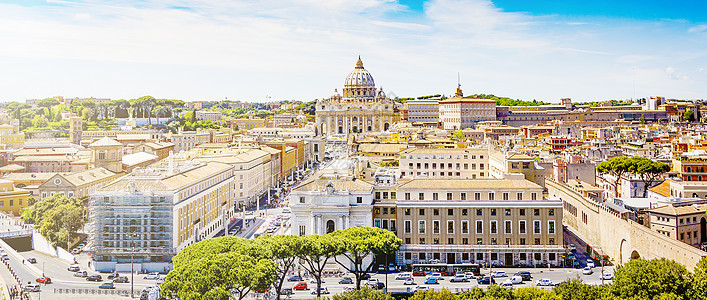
xmin=384 ymin=123 xmax=390 ymax=131
xmin=630 ymin=250 xmax=641 ymax=260
xmin=326 ymin=220 xmax=335 ymax=233
xmin=701 ymin=217 xmax=706 ymax=243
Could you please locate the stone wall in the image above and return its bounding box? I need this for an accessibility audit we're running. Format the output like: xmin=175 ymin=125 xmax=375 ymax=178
xmin=547 ymin=178 xmax=706 ymax=269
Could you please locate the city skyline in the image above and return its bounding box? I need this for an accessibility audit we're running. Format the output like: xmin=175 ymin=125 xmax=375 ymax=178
xmin=0 ymin=0 xmax=706 ymax=102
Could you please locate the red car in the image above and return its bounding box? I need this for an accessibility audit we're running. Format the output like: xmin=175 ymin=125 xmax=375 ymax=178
xmin=36 ymin=276 xmax=52 ymax=284
xmin=292 ymin=282 xmax=308 ymax=290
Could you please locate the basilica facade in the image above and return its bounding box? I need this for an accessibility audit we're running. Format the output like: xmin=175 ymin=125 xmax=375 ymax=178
xmin=315 ymin=57 xmax=395 ymax=135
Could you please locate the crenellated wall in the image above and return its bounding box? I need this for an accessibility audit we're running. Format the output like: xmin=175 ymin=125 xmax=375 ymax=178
xmin=547 ymin=178 xmax=706 ymax=270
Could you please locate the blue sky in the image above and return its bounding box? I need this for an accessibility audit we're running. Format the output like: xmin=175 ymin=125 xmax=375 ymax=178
xmin=0 ymin=0 xmax=705 ymax=102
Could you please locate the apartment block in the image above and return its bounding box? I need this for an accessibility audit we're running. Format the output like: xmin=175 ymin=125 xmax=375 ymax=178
xmin=399 ymin=148 xmax=489 ymax=179
xmin=89 ymin=160 xmax=235 ymax=273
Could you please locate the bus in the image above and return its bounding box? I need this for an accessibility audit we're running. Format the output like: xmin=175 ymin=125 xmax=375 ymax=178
xmin=587 ymin=244 xmax=611 ymax=266
xmin=411 ymin=264 xmax=449 ymax=276
xmin=451 ymin=264 xmax=481 ymax=276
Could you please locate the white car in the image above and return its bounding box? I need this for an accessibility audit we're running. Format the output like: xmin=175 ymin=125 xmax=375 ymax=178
xmin=415 ymin=286 xmax=429 ymax=292
xmin=395 ymin=273 xmax=411 ymax=280
xmin=25 ymin=284 xmax=41 ymax=292
xmin=367 ymin=278 xmax=379 ymax=285
xmin=143 ymin=272 xmax=161 ymax=280
xmin=582 ymin=267 xmax=593 ymax=275
xmin=282 ymin=208 xmax=291 ymax=213
xmin=587 ymin=259 xmax=595 ymax=268
xmin=536 ymin=278 xmax=555 ymax=286
xmin=509 ymin=275 xmax=523 ymax=284
xmin=464 ymin=272 xmax=476 ymax=279
xmin=501 ymin=280 xmax=514 ymax=289
xmin=310 ymin=287 xmax=330 ymax=295
xmin=602 ymin=273 xmax=614 ymax=280
xmin=491 ymin=271 xmax=507 ymax=278
xmin=426 ymin=272 xmax=443 ymax=280
xmin=404 ymin=278 xmax=416 ymax=285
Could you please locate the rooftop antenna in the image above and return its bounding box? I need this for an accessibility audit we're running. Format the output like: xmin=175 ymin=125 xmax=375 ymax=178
xmin=457 ymin=72 xmax=461 ymax=89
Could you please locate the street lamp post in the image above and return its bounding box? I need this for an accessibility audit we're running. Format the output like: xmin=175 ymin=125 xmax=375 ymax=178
xmin=130 ymin=232 xmax=137 ymax=298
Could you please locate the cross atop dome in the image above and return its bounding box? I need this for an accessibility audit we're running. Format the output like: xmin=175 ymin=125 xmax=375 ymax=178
xmin=355 ymin=55 xmax=364 ymax=69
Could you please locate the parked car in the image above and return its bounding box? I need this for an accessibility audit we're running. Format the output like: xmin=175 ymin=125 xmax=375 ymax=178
xmin=67 ymin=265 xmax=80 ymax=272
xmin=87 ymin=275 xmax=103 ymax=282
xmin=292 ymin=282 xmax=308 ymax=290
xmin=27 ymin=257 xmax=37 ymax=264
xmin=367 ymin=278 xmax=379 ymax=285
xmin=415 ymin=286 xmax=429 ymax=293
xmin=501 ymin=280 xmax=514 ymax=289
xmin=107 ymin=272 xmax=120 ymax=279
xmin=582 ymin=267 xmax=594 ymax=275
xmin=282 ymin=208 xmax=291 ymax=213
xmin=536 ymin=278 xmax=555 ymax=286
xmin=602 ymin=273 xmax=614 ymax=280
xmin=569 ymin=244 xmax=577 ymax=252
xmin=404 ymin=278 xmax=416 ymax=285
xmin=99 ymin=282 xmax=115 ymax=289
xmin=309 ymin=278 xmax=324 ymax=284
xmin=339 ymin=277 xmax=353 ymax=284
xmin=464 ymin=272 xmax=476 ymax=280
xmin=156 ymin=277 xmax=165 ymax=284
xmin=35 ymin=276 xmax=52 ymax=284
xmin=515 ymin=271 xmax=532 ymax=281
xmin=424 ymin=277 xmax=439 ymax=284
xmin=426 ymin=272 xmax=444 ymax=280
xmin=395 ymin=273 xmax=411 ymax=280
xmin=288 ymin=275 xmax=302 ymax=282
xmin=143 ymin=272 xmax=161 ymax=280
xmin=310 ymin=287 xmax=330 ymax=295
xmin=509 ymin=275 xmax=523 ymax=284
xmin=388 ymin=263 xmax=397 ymax=272
xmin=587 ymin=259 xmax=596 ymax=268
xmin=369 ymin=282 xmax=385 ymax=290
xmin=450 ymin=274 xmax=469 ymax=282
xmin=491 ymin=271 xmax=507 ymax=278
xmin=361 ymin=273 xmax=371 ymax=280
xmin=280 ymin=288 xmax=293 ymax=296
xmin=477 ymin=276 xmax=496 ymax=285
xmin=113 ymin=276 xmax=129 ymax=283
xmin=24 ymin=284 xmax=40 ymax=292
xmin=74 ymin=271 xmax=88 ymax=277
xmin=377 ymin=264 xmax=386 ymax=273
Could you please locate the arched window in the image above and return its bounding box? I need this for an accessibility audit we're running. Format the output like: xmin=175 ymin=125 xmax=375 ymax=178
xmin=326 ymin=220 xmax=335 ymax=234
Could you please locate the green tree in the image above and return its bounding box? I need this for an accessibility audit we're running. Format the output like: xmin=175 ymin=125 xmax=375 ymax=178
xmin=256 ymin=235 xmax=304 ymax=300
xmin=409 ymin=288 xmax=458 ymax=300
xmin=684 ymin=110 xmax=695 ymax=122
xmin=331 ymin=227 xmax=402 ymax=289
xmin=596 ymin=156 xmax=633 ymax=197
xmin=31 ymin=115 xmax=48 ymax=128
xmin=37 ymin=98 xmax=59 ymax=109
xmin=452 ymin=130 xmax=464 ymax=140
xmin=611 ymin=258 xmax=690 ymax=300
xmin=22 ymin=194 xmax=85 ymax=248
xmin=629 ymin=157 xmax=670 ymax=197
xmin=153 ymin=105 xmax=168 ymax=124
xmin=330 ymin=287 xmax=394 ymax=300
xmin=162 ymin=237 xmax=276 ymax=300
xmin=553 ymin=278 xmax=607 ymax=300
xmin=513 ymin=287 xmax=560 ymax=300
xmin=298 ymin=234 xmax=343 ymax=298
xmin=688 ymin=257 xmax=707 ymax=300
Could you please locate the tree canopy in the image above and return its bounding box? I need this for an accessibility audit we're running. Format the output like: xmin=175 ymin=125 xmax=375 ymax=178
xmin=332 ymin=226 xmax=402 ymax=289
xmin=21 ymin=194 xmax=85 ymax=248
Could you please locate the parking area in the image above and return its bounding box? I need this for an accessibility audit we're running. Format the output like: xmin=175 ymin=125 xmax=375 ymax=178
xmin=267 ymin=263 xmax=617 ymax=299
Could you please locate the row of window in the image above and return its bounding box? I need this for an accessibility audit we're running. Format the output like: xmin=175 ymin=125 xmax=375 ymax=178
xmin=0 ymin=199 xmax=22 ymax=207
xmin=407 ymin=162 xmax=485 ymax=170
xmin=404 ymin=208 xmax=552 ymax=217
xmin=403 ymin=219 xmax=555 ymax=235
xmin=404 ymin=252 xmax=556 ymax=262
xmin=401 ymin=154 xmax=485 ymax=160
xmin=403 ymin=192 xmax=537 ymax=201
xmin=404 ymin=236 xmax=556 ymax=246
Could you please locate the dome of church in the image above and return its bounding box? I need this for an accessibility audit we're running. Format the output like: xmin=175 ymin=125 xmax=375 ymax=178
xmin=344 ymin=56 xmax=375 ymax=87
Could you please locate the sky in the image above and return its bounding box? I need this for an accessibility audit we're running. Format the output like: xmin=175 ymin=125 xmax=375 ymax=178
xmin=0 ymin=0 xmax=706 ymax=103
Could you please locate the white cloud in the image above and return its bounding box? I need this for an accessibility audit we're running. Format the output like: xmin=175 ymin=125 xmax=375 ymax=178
xmin=666 ymin=67 xmax=689 ymax=80
xmin=0 ymin=0 xmax=704 ymax=101
xmin=688 ymin=24 xmax=707 ymax=33
xmin=700 ymin=68 xmax=705 ymax=73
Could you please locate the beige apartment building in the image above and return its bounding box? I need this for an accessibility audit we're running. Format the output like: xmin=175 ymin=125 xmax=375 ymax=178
xmin=380 ymin=178 xmax=564 ymax=266
xmin=399 ymin=148 xmax=489 ymax=179
xmin=647 ymin=202 xmax=707 ymax=247
xmin=439 ymin=87 xmax=496 ymax=130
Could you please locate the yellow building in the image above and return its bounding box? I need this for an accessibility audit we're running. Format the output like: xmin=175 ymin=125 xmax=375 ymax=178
xmin=0 ymin=124 xmax=25 ymax=149
xmin=233 ymin=118 xmax=266 ymax=131
xmin=0 ymin=179 xmax=31 ymax=216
